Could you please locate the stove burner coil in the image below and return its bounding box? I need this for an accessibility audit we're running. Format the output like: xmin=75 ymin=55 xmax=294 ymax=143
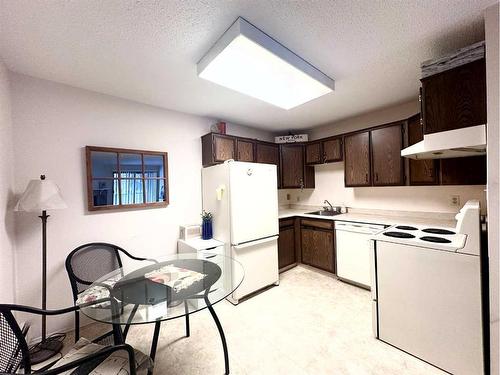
xmin=422 ymin=228 xmax=455 ymax=235
xmin=395 ymin=225 xmax=418 ymax=231
xmin=420 ymin=236 xmax=452 ymax=243
xmin=383 ymin=231 xmax=416 ymax=239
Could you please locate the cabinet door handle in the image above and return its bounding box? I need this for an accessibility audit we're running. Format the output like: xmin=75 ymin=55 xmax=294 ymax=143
xmin=365 ymin=174 xmax=368 ymax=182
xmin=375 ymin=173 xmax=379 ymax=182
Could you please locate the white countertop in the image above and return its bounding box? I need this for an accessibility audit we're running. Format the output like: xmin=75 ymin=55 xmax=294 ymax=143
xmin=278 ymin=208 xmax=457 ymax=228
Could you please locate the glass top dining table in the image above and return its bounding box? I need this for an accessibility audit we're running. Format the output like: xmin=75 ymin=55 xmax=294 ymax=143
xmin=76 ymin=252 xmax=244 ymax=375
xmin=77 ymin=253 xmax=244 ymax=325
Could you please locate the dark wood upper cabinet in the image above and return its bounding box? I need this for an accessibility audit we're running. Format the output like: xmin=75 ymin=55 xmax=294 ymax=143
xmin=305 ymin=142 xmax=322 ymax=165
xmin=371 ymin=123 xmax=404 ymax=186
xmin=407 ymin=114 xmax=439 ymax=185
xmin=421 ymin=59 xmax=486 ymax=135
xmin=300 ymin=219 xmax=334 ymax=273
xmin=306 ymin=137 xmax=343 ymax=165
xmin=440 ymin=156 xmax=487 ymax=185
xmin=256 ymin=141 xmax=280 ymax=188
xmin=280 ymin=144 xmax=315 ymax=189
xmin=201 ymin=133 xmax=236 ymax=166
xmin=213 ymin=134 xmax=236 ymax=162
xmin=278 ymin=219 xmax=297 ymax=270
xmin=281 ymin=144 xmax=304 ymax=188
xmin=256 ymin=142 xmax=279 ymax=165
xmin=344 ymin=132 xmax=371 ymax=187
xmin=322 ymin=137 xmax=343 ymax=163
xmin=236 ymin=139 xmax=255 ymax=162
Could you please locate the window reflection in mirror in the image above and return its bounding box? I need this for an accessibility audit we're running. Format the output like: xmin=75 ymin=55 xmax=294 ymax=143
xmin=86 ymin=146 xmax=168 ymax=211
xmin=91 ymin=151 xmax=118 ymax=179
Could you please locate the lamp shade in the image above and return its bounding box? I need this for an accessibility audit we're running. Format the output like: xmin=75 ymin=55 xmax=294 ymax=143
xmin=15 ymin=177 xmax=67 ymax=212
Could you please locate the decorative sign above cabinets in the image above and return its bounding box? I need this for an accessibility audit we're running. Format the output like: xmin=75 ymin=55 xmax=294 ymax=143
xmin=85 ymin=146 xmax=169 ymax=211
xmin=274 ymin=134 xmax=309 ymax=143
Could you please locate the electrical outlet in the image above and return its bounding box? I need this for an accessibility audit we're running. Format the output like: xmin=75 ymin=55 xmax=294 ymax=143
xmin=286 ymin=193 xmax=290 ymax=201
xmin=296 ymin=196 xmax=300 ymax=202
xmin=450 ymin=195 xmax=460 ymax=207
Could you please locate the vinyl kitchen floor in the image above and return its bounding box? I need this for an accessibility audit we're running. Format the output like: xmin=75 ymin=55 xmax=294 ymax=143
xmin=78 ymin=265 xmax=445 ymax=375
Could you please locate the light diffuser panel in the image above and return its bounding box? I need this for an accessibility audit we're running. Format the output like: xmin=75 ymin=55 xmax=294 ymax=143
xmin=197 ymin=18 xmax=335 ymax=110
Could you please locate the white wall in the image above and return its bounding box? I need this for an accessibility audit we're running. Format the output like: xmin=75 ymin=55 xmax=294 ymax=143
xmin=9 ymin=73 xmax=271 ymax=337
xmin=280 ymin=101 xmax=487 ymax=214
xmin=309 ymin=100 xmax=419 ymax=139
xmin=0 ymin=60 xmax=16 ymax=303
xmin=485 ymin=3 xmax=499 ymax=374
xmin=224 ymin=121 xmax=274 ymax=142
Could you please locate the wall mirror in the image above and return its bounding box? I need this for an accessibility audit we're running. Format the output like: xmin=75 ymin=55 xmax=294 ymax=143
xmin=86 ymin=146 xmax=169 ymax=211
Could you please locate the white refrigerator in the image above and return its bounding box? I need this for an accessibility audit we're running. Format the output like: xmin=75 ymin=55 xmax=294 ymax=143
xmin=202 ymin=161 xmax=279 ymax=304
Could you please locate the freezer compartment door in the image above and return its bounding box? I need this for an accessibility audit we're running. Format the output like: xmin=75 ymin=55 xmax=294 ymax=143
xmin=229 ymin=162 xmax=279 ymax=245
xmin=230 ymin=236 xmax=279 ymax=302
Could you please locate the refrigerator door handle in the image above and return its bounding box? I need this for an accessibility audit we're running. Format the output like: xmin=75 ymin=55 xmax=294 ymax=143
xmin=233 ymin=235 xmax=279 ymax=249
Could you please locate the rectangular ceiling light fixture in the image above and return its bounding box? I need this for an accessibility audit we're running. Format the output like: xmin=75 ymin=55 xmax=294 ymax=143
xmin=197 ymin=17 xmax=335 ymax=110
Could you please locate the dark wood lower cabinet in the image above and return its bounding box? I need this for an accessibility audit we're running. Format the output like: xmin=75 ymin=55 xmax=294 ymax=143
xmin=278 ymin=219 xmax=296 ymax=270
xmin=300 ymin=220 xmax=335 ymax=273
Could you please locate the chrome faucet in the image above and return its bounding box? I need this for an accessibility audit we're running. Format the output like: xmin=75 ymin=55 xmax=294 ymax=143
xmin=323 ymin=200 xmax=334 ymax=212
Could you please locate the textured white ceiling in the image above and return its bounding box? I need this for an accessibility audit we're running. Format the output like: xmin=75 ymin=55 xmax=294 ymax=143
xmin=0 ymin=0 xmax=492 ymax=131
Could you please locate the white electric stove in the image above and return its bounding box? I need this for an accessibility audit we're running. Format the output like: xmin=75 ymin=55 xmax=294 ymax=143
xmin=370 ymin=200 xmax=484 ymax=375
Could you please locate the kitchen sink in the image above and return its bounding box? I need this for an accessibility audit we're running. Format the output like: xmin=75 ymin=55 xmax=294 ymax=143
xmin=306 ymin=210 xmax=341 ymax=216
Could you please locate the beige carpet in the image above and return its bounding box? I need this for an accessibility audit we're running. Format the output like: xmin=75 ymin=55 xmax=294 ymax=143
xmin=78 ymin=265 xmax=445 ymax=375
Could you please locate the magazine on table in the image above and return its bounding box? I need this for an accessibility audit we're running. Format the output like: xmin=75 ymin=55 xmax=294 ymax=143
xmin=145 ymin=264 xmax=207 ymax=292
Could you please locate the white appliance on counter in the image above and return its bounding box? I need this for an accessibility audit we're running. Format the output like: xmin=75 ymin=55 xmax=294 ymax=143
xmin=370 ymin=200 xmax=484 ymax=375
xmin=335 ymin=221 xmax=386 ymax=288
xmin=179 ymin=224 xmax=202 ymax=240
xmin=202 ymin=161 xmax=279 ymax=304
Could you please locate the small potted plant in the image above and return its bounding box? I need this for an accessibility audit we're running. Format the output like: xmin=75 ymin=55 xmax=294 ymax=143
xmin=201 ymin=210 xmax=213 ymax=240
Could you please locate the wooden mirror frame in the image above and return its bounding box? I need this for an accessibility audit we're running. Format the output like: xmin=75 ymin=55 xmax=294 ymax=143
xmin=85 ymin=146 xmax=169 ymax=211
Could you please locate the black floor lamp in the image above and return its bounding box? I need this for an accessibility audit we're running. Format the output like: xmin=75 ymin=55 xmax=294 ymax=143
xmin=15 ymin=174 xmax=67 ymax=364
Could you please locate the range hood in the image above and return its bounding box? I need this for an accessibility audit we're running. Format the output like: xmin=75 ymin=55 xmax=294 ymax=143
xmin=401 ymin=124 xmax=486 ymax=160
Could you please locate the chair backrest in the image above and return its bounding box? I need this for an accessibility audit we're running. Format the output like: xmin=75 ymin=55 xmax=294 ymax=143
xmin=0 ymin=307 xmax=30 ymax=374
xmin=65 ymin=243 xmax=125 ymax=300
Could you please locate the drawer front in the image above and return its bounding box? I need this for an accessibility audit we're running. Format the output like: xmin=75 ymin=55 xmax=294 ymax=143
xmin=301 ymin=219 xmax=334 ymax=230
xmin=279 ymin=218 xmax=295 ymax=228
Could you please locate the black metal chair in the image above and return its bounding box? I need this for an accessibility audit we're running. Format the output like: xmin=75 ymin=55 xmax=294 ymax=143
xmin=65 ymin=242 xmax=190 ymax=344
xmin=0 ymin=303 xmax=144 ymax=375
